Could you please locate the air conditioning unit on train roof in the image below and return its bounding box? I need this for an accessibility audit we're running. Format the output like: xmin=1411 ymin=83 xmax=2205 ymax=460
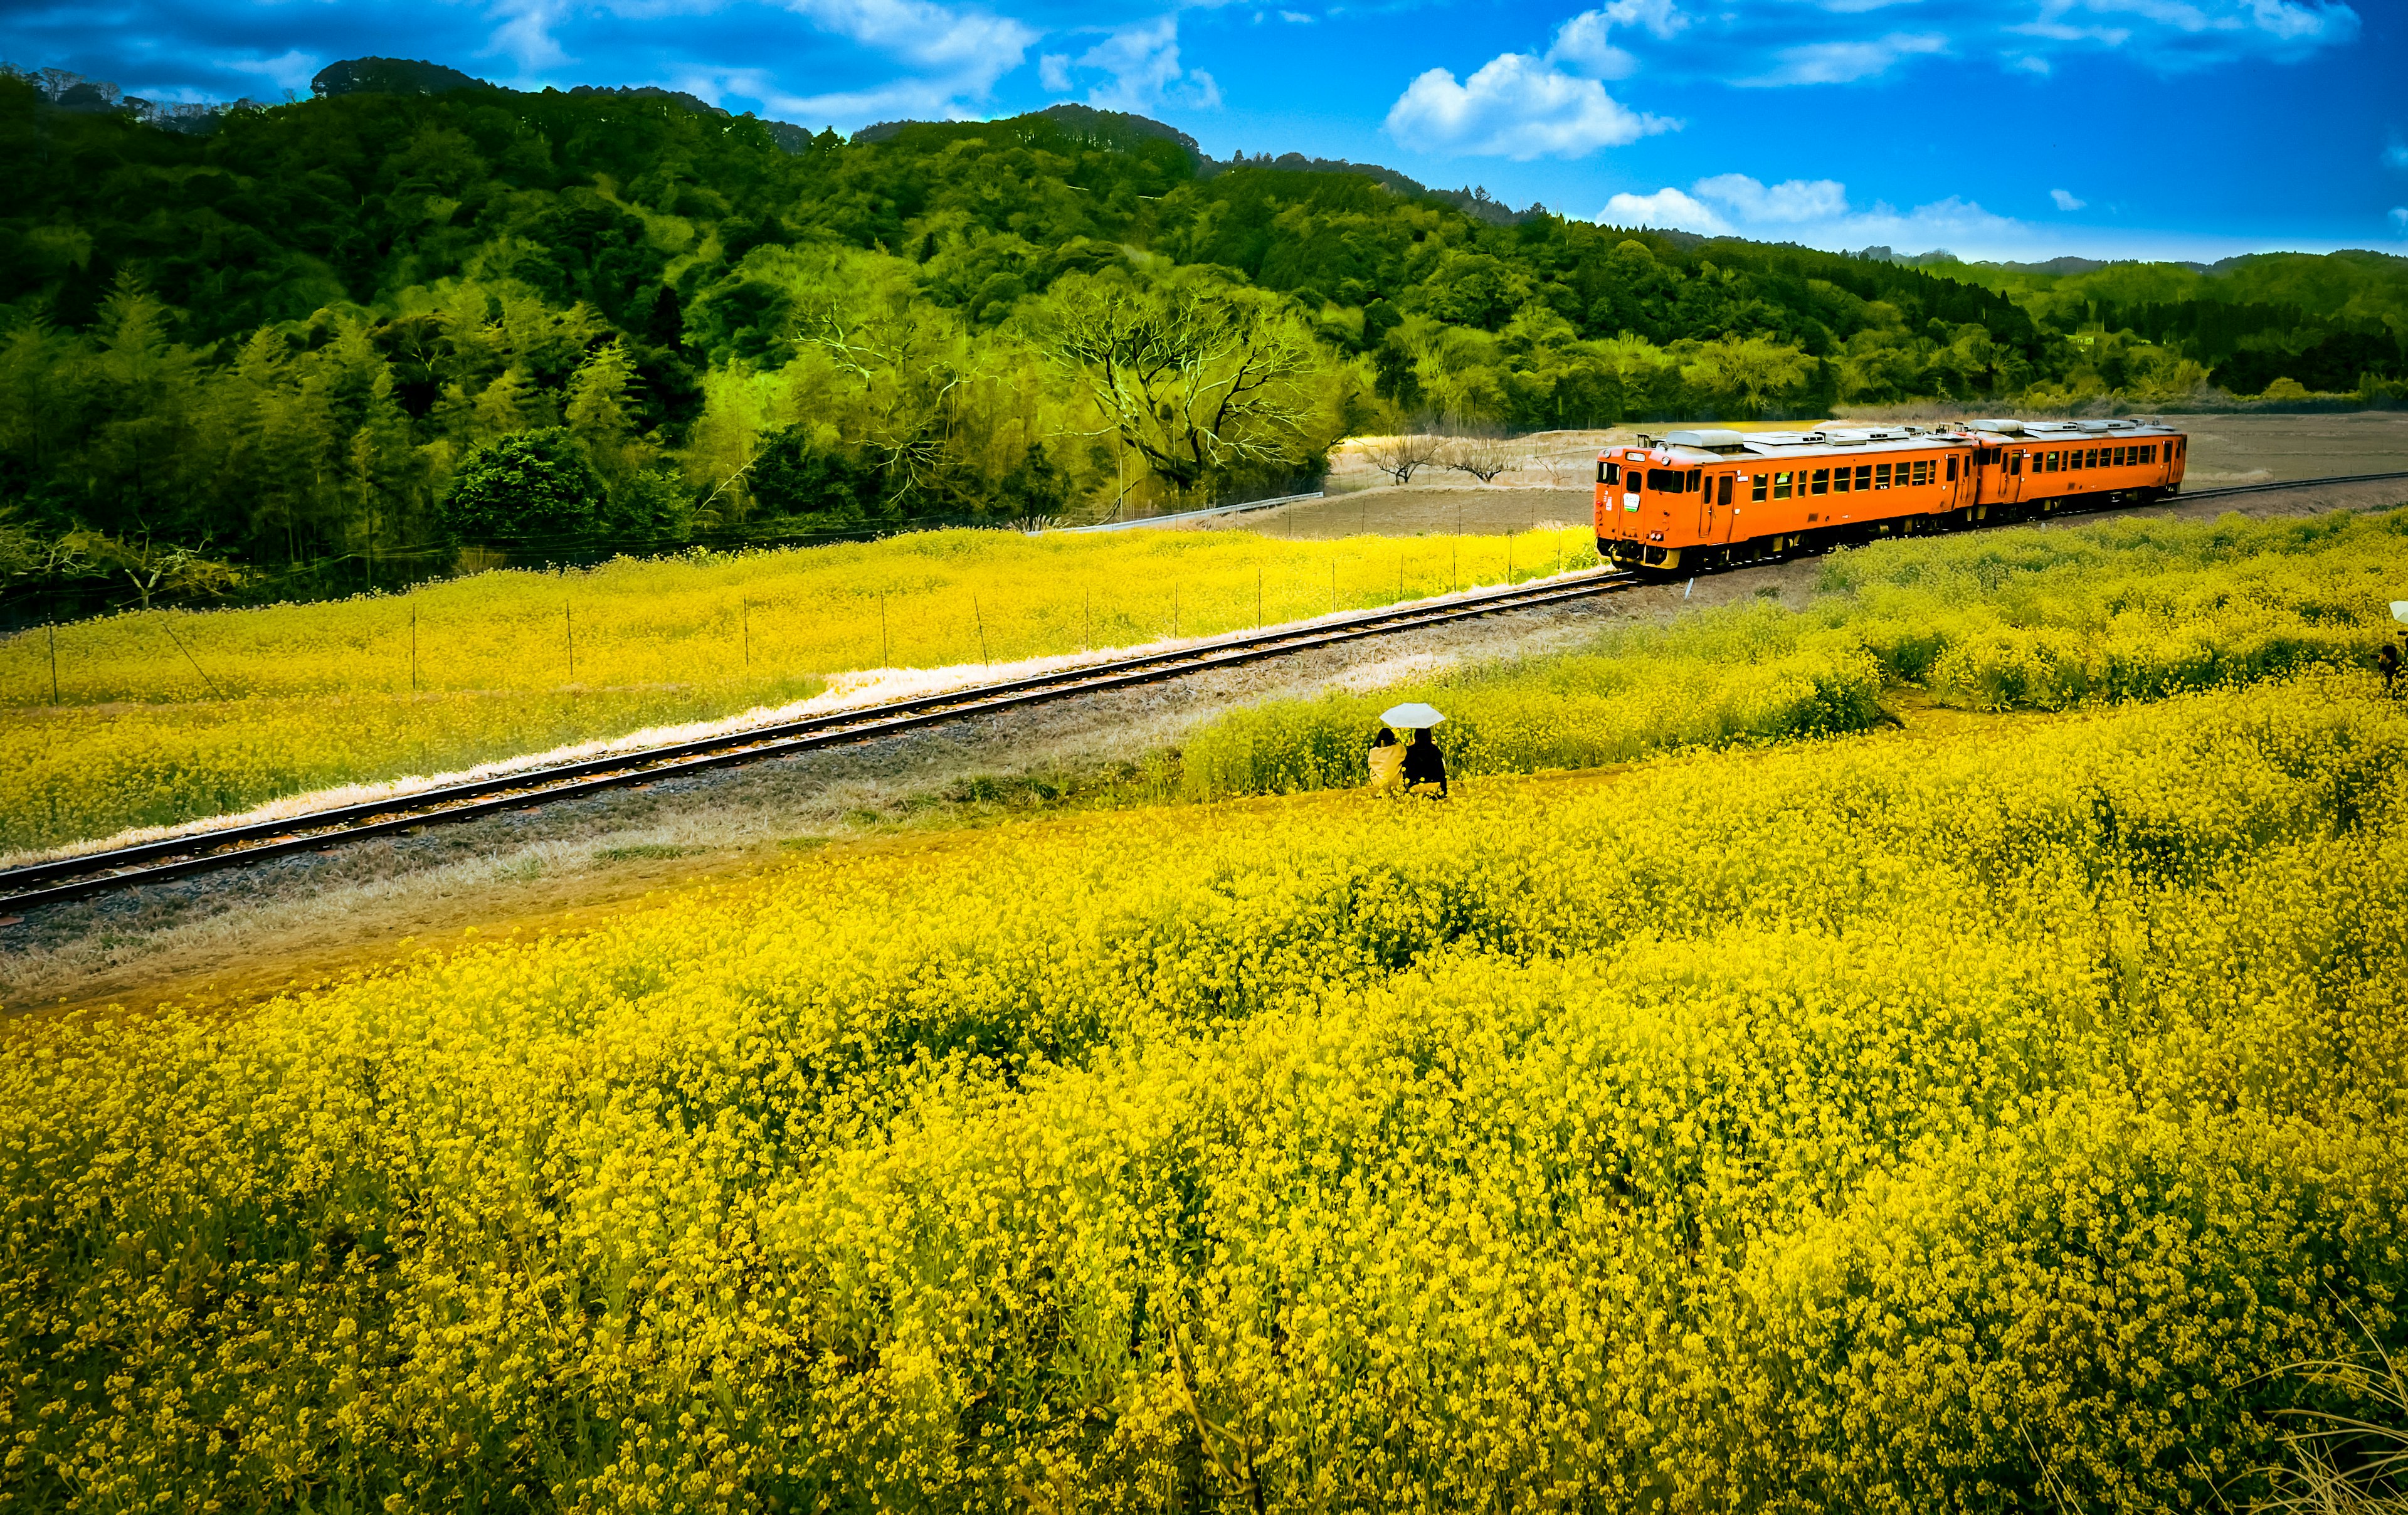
xmin=1968 ymin=418 xmax=2025 ymax=435
xmin=1661 ymin=428 xmax=1750 ymax=454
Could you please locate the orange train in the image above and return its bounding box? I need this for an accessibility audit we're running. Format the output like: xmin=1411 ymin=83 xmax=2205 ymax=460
xmin=1593 ymin=418 xmax=2189 ymax=572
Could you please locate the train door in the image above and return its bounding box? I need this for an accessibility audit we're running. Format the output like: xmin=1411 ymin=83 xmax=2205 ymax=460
xmin=1698 ymin=472 xmax=1733 ymax=543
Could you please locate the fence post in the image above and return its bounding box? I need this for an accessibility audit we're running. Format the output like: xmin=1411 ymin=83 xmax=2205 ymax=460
xmin=973 ymin=595 xmax=989 ymax=666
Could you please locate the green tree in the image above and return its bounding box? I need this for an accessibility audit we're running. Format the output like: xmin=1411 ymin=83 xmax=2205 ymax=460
xmin=747 ymin=426 xmax=888 ymax=524
xmin=440 ymin=428 xmax=608 ymax=541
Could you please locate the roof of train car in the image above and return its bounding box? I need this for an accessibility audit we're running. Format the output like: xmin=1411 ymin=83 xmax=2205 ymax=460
xmin=1604 ymin=418 xmax=2182 ymax=464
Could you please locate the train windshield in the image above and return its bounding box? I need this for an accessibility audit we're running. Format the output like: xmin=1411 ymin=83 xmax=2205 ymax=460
xmin=1645 ymin=468 xmax=1687 ymax=492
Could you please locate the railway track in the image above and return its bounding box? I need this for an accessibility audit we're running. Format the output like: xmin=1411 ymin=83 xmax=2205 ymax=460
xmin=0 ymin=568 xmax=1652 ymax=914
xmin=7 ymin=466 xmax=2403 ymax=917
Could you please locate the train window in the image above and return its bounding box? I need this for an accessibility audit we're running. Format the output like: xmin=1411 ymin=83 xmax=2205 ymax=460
xmin=2088 ymin=448 xmax=2101 ymax=468
xmin=1855 ymin=465 xmax=1872 ymax=490
xmin=1598 ymin=461 xmax=1617 ymax=485
xmin=1718 ymin=474 xmax=1733 ymax=505
xmin=1945 ymin=456 xmax=1958 ymax=482
xmin=1874 ymin=463 xmax=1891 ymax=488
xmin=1811 ymin=468 xmax=1829 ymax=495
xmin=2010 ymin=453 xmax=2023 ymax=475
xmin=1751 ymin=473 xmax=1768 ymax=502
xmin=1834 ymin=467 xmax=1852 ymax=493
xmin=1773 ymin=472 xmax=1793 ymax=500
xmin=1689 ymin=468 xmax=1702 ymax=492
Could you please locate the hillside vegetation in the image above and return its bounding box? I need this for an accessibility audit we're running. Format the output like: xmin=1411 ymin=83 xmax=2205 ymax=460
xmin=3 ymin=672 xmax=2400 ymax=1510
xmin=4 ymin=63 xmax=2402 ymax=614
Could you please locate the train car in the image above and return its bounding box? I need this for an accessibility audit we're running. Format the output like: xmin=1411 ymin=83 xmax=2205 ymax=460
xmin=1594 ymin=418 xmax=2189 ymax=572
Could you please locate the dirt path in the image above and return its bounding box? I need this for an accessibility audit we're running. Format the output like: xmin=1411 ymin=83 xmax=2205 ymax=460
xmin=10 ymin=478 xmax=2400 ymax=1024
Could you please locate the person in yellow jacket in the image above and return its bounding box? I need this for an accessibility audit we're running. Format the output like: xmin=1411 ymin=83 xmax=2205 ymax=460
xmin=1366 ymin=727 xmax=1405 ymax=793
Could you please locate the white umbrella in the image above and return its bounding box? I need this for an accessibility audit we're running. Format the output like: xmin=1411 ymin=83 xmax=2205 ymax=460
xmin=1381 ymin=702 xmax=1447 ymax=729
xmin=2393 ymin=600 xmax=2408 ymax=622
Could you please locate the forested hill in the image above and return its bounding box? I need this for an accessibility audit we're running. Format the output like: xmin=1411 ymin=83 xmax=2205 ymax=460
xmin=0 ymin=60 xmax=2402 ymax=608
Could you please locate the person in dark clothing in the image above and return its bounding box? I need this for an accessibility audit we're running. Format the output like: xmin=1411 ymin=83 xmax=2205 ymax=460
xmin=2382 ymin=637 xmax=2402 ymax=694
xmin=1401 ymin=729 xmax=1449 ymax=798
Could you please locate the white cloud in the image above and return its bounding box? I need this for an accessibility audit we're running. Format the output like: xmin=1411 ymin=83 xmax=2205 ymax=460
xmin=1598 ymin=172 xmax=2044 ymax=260
xmin=519 ymin=0 xmax=1035 ymax=117
xmin=220 ymin=50 xmax=320 ymax=92
xmin=2050 ymin=187 xmax=2086 ymax=210
xmin=1692 ymin=172 xmax=1846 ymax=221
xmin=2004 ymin=0 xmax=2358 ymax=68
xmin=1385 ymin=52 xmax=1675 ymax=159
xmin=487 ymin=0 xmax=575 ymax=71
xmin=2242 ymin=0 xmax=2355 ymax=43
xmin=1600 ymin=186 xmax=1730 ymax=234
xmin=1054 ymin=15 xmax=1220 ymax=113
xmin=1038 ymin=53 xmax=1072 ymax=92
xmin=2392 ymin=208 xmax=2408 ymax=236
xmin=785 ymin=0 xmax=1037 ymax=81
xmin=2385 ymin=139 xmax=2408 ymax=171
xmin=1278 ymin=9 xmax=1314 ymax=20
xmin=1548 ymin=0 xmax=1688 ymax=79
xmin=1740 ymin=31 xmax=1946 ymax=85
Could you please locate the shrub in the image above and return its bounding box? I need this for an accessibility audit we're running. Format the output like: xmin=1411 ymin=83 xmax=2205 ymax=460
xmin=438 ymin=427 xmax=609 ymax=541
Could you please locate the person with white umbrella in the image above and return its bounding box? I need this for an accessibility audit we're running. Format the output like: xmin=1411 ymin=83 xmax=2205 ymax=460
xmin=1383 ymin=702 xmax=1449 ymax=798
xmin=2386 ymin=601 xmax=2408 ymax=696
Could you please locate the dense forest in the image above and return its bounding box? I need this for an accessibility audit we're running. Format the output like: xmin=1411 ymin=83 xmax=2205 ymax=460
xmin=0 ymin=58 xmax=2402 ymax=610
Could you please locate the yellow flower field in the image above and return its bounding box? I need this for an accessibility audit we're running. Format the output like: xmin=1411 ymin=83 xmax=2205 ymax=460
xmin=1186 ymin=508 xmax=2408 ymax=797
xmin=3 ymin=673 xmax=2402 ymax=1511
xmin=0 ymin=524 xmax=1592 ymax=853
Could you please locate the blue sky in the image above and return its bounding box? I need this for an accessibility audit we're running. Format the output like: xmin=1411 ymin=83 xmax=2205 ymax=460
xmin=6 ymin=0 xmax=2401 ymax=263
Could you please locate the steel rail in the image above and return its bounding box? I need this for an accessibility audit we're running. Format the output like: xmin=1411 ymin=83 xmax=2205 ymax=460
xmin=0 ymin=569 xmax=1647 ymax=913
xmin=7 ymin=465 xmax=2403 ymax=917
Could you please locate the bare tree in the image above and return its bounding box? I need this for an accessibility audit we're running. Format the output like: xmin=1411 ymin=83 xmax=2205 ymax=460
xmin=1364 ymin=432 xmax=1442 ymax=485
xmin=1042 ymin=285 xmax=1319 ymax=500
xmin=805 ymin=301 xmax=970 ymax=506
xmin=1440 ymin=433 xmax=1515 ymax=483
